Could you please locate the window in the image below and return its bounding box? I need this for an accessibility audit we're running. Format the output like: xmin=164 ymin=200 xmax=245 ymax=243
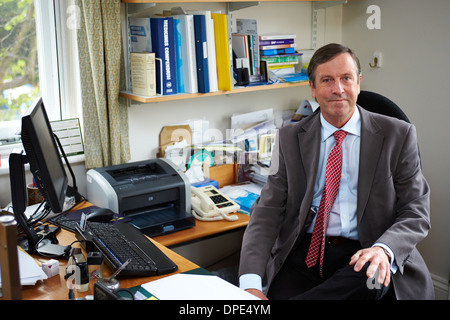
xmin=0 ymin=0 xmax=81 ymax=164
xmin=0 ymin=0 xmax=39 ymax=144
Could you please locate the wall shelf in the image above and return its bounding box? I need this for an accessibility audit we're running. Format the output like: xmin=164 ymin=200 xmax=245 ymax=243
xmin=119 ymin=0 xmax=343 ymax=104
xmin=120 ymin=80 xmax=309 ymax=103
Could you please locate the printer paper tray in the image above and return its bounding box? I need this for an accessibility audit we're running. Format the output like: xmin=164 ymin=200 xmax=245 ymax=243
xmin=128 ymin=206 xmax=195 ymax=237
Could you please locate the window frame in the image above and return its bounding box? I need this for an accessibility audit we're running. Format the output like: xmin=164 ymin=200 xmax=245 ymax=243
xmin=0 ymin=0 xmax=81 ymax=168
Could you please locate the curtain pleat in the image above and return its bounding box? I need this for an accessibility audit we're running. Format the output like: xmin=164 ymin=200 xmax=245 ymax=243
xmin=76 ymin=0 xmax=130 ymax=169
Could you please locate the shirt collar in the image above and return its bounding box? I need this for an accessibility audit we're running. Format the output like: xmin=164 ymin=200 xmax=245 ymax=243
xmin=320 ymin=106 xmax=361 ymax=142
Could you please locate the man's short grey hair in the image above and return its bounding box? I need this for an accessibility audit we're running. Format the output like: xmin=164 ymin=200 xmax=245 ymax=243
xmin=308 ymin=43 xmax=362 ymax=87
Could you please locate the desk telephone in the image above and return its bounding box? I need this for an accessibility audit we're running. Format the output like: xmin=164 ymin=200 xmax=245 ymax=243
xmin=191 ymin=185 xmax=240 ymax=221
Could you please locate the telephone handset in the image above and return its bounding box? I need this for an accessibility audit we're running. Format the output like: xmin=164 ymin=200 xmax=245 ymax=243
xmin=191 ymin=185 xmax=240 ymax=221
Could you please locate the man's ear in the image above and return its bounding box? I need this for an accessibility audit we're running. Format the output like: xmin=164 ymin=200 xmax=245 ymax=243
xmin=309 ymin=80 xmax=316 ymax=99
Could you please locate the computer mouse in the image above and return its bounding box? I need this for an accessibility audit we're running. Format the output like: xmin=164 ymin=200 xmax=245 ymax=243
xmin=86 ymin=207 xmax=115 ymax=222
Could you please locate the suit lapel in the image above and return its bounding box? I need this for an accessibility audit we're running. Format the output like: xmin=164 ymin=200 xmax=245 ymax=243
xmin=297 ymin=112 xmax=321 ymax=216
xmin=356 ymin=106 xmax=384 ymax=223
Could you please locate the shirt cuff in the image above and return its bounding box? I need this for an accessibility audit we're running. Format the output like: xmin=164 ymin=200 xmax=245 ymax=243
xmin=373 ymin=242 xmax=398 ymax=274
xmin=239 ymin=273 xmax=263 ymax=292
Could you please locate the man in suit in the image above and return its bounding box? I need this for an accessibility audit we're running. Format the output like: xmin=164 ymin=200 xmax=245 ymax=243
xmin=238 ymin=43 xmax=434 ymax=300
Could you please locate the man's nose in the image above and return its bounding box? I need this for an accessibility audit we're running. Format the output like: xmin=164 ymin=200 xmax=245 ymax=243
xmin=332 ymin=80 xmax=345 ymax=94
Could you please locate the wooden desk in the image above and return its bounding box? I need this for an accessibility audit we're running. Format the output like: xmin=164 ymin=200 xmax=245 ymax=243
xmin=20 ymin=228 xmax=199 ymax=300
xmin=153 ymin=212 xmax=250 ymax=247
xmin=19 ymin=202 xmax=249 ymax=300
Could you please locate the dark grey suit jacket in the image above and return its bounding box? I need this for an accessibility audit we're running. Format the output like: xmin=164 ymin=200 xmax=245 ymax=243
xmin=239 ymin=106 xmax=434 ymax=300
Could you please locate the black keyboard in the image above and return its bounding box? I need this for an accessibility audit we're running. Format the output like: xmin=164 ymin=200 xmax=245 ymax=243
xmin=82 ymin=222 xmax=177 ymax=276
xmin=50 ymin=214 xmax=79 ymax=232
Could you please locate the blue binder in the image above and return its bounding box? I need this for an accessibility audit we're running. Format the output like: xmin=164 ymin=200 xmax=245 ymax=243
xmin=193 ymin=15 xmax=209 ymax=93
xmin=173 ymin=18 xmax=184 ymax=94
xmin=150 ymin=17 xmax=177 ymax=95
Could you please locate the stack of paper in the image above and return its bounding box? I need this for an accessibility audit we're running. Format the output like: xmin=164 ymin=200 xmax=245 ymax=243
xmin=141 ymin=273 xmax=259 ymax=300
xmin=0 ymin=247 xmax=48 ymax=288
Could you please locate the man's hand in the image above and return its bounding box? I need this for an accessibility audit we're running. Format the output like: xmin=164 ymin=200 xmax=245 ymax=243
xmin=349 ymin=246 xmax=391 ymax=287
xmin=245 ymin=288 xmax=269 ymax=300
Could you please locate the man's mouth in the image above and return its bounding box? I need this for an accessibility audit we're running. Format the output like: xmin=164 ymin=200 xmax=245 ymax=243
xmin=329 ymin=98 xmax=347 ymax=102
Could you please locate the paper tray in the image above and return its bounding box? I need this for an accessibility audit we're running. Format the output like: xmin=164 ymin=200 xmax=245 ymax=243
xmin=129 ymin=206 xmax=195 ymax=237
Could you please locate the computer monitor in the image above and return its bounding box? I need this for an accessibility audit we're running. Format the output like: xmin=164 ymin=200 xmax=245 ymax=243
xmin=22 ymin=97 xmax=68 ymax=212
xmin=9 ymin=97 xmax=68 ymax=257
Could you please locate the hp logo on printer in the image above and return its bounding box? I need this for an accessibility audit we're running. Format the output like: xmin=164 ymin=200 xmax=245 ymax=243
xmin=148 ymin=196 xmax=154 ymax=201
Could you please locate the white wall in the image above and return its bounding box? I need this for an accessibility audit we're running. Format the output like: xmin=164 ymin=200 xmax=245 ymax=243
xmin=343 ymin=0 xmax=450 ymax=294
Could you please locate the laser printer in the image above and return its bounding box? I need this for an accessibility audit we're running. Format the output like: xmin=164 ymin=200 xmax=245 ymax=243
xmin=86 ymin=158 xmax=195 ymax=237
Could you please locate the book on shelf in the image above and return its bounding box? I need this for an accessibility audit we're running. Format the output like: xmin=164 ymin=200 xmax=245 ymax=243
xmin=247 ymin=34 xmax=256 ymax=76
xmin=188 ymin=10 xmax=218 ymax=92
xmin=232 ymin=34 xmax=261 ymax=82
xmin=259 ymin=33 xmax=296 ymax=40
xmin=279 ymin=72 xmax=308 ymax=83
xmin=260 ymin=47 xmax=296 ymax=56
xmin=172 ymin=14 xmax=198 ymax=94
xmin=129 ymin=17 xmax=152 ymax=53
xmin=211 ymin=13 xmax=232 ymax=91
xmin=234 ymin=18 xmax=261 ymax=83
xmin=258 ymin=38 xmax=295 ymax=46
xmin=269 ymin=63 xmax=296 ymax=68
xmin=232 ymin=34 xmax=249 ymax=63
xmin=268 ymin=64 xmax=296 ymax=75
xmin=173 ymin=17 xmax=184 ymax=94
xmin=150 ymin=16 xmax=177 ymax=96
xmin=250 ymin=34 xmax=260 ymax=76
xmin=267 ymin=61 xmax=299 ymax=67
xmin=259 ymin=43 xmax=296 ymax=50
xmin=193 ymin=14 xmax=209 ymax=93
xmin=262 ymin=50 xmax=303 ymax=78
xmin=265 ymin=60 xmax=300 ymax=67
xmin=260 ymin=52 xmax=302 ymax=64
xmin=130 ymin=52 xmax=156 ymax=97
xmin=225 ymin=14 xmax=234 ymax=87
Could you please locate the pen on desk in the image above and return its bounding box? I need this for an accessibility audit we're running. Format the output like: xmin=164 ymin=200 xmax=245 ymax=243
xmin=32 ymin=177 xmax=36 ymax=188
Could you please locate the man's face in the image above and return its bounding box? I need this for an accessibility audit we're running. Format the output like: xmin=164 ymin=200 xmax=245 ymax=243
xmin=310 ymin=52 xmax=362 ymax=128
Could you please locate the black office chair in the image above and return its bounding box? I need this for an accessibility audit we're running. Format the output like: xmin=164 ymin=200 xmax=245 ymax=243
xmin=357 ymin=91 xmax=421 ymax=301
xmin=357 ymin=90 xmax=410 ymax=123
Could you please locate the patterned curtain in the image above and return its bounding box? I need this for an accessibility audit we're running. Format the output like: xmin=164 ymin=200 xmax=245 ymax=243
xmin=76 ymin=0 xmax=130 ymax=169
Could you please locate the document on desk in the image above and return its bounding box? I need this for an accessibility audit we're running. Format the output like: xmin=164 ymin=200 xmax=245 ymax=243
xmin=0 ymin=247 xmax=48 ymax=288
xmin=141 ymin=274 xmax=259 ymax=300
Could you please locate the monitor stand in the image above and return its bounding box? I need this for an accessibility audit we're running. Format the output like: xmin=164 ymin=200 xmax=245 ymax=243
xmin=9 ymin=151 xmax=68 ymax=259
xmin=36 ymin=239 xmax=67 ymax=257
xmin=18 ymin=237 xmax=67 ymax=257
xmin=16 ymin=223 xmax=68 ymax=258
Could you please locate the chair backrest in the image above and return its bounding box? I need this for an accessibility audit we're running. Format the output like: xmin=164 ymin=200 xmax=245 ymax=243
xmin=357 ymin=90 xmax=422 ymax=165
xmin=357 ymin=90 xmax=410 ymax=123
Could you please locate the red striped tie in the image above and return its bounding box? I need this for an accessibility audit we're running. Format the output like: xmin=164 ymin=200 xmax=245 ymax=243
xmin=305 ymin=130 xmax=347 ymax=276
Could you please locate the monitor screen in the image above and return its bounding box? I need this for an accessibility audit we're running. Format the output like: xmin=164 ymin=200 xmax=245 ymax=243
xmin=21 ymin=97 xmax=68 ymax=213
